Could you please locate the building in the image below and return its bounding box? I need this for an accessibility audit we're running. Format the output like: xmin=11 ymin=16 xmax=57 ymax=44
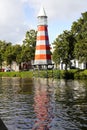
xmin=34 ymin=6 xmax=53 ymax=69
xmin=60 ymin=59 xmax=87 ymax=70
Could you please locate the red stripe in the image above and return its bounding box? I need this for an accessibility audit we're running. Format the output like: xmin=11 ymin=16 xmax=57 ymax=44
xmin=37 ymin=36 xmax=48 ymax=40
xmin=35 ymin=54 xmax=51 ymax=60
xmin=36 ymin=45 xmax=50 ymax=50
xmin=38 ymin=26 xmax=47 ymax=31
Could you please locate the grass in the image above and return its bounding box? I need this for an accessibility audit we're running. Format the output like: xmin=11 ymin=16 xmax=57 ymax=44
xmin=0 ymin=71 xmax=33 ymax=78
xmin=0 ymin=69 xmax=87 ymax=79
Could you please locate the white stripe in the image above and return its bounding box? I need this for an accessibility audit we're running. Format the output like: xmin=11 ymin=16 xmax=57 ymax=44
xmin=35 ymin=50 xmax=51 ymax=55
xmin=36 ymin=40 xmax=49 ymax=45
xmin=37 ymin=31 xmax=48 ymax=36
xmin=34 ymin=60 xmax=52 ymax=65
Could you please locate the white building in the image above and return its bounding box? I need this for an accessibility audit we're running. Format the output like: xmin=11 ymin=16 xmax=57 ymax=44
xmin=60 ymin=59 xmax=87 ymax=70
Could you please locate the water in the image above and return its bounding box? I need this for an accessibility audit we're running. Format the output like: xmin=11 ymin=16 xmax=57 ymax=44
xmin=0 ymin=78 xmax=87 ymax=130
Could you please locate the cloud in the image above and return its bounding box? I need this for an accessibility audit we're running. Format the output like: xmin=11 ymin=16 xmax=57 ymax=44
xmin=23 ymin=0 xmax=87 ymax=42
xmin=0 ymin=0 xmax=28 ymax=44
xmin=0 ymin=0 xmax=87 ymax=44
xmin=27 ymin=0 xmax=87 ymax=21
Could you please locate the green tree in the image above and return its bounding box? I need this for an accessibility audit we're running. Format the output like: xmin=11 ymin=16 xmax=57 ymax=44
xmin=71 ymin=12 xmax=87 ymax=63
xmin=52 ymin=40 xmax=60 ymax=69
xmin=4 ymin=42 xmax=14 ymax=66
xmin=0 ymin=40 xmax=8 ymax=68
xmin=52 ymin=30 xmax=75 ymax=70
xmin=12 ymin=44 xmax=22 ymax=64
xmin=22 ymin=29 xmax=37 ymax=62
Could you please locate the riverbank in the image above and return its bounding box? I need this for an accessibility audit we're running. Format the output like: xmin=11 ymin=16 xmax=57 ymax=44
xmin=0 ymin=69 xmax=87 ymax=79
xmin=0 ymin=71 xmax=33 ymax=78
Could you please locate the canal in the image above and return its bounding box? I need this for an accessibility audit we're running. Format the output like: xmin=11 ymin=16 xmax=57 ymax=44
xmin=0 ymin=78 xmax=87 ymax=130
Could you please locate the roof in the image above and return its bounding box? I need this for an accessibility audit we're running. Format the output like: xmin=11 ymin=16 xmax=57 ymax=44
xmin=37 ymin=6 xmax=47 ymax=17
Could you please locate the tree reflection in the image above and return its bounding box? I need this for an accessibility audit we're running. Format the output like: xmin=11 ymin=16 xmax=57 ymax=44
xmin=55 ymin=80 xmax=87 ymax=130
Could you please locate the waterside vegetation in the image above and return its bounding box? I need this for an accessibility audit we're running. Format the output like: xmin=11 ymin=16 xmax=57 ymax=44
xmin=0 ymin=69 xmax=87 ymax=79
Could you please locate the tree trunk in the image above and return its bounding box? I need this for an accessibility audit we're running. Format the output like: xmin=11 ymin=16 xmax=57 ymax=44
xmin=65 ymin=63 xmax=67 ymax=70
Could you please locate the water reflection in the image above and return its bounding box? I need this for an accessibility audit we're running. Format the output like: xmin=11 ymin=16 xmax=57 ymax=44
xmin=54 ymin=80 xmax=87 ymax=130
xmin=0 ymin=78 xmax=34 ymax=130
xmin=0 ymin=78 xmax=87 ymax=130
xmin=33 ymin=79 xmax=54 ymax=130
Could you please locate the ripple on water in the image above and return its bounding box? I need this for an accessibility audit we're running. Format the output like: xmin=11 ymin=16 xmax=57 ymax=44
xmin=0 ymin=78 xmax=87 ymax=130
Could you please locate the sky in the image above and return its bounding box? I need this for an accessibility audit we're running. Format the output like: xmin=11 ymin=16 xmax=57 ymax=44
xmin=0 ymin=0 xmax=87 ymax=44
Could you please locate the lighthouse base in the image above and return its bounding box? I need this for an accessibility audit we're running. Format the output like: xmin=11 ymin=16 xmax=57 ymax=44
xmin=33 ymin=64 xmax=54 ymax=78
xmin=34 ymin=60 xmax=52 ymax=65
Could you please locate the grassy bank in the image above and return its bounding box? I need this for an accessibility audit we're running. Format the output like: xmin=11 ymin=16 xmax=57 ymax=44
xmin=0 ymin=69 xmax=87 ymax=79
xmin=33 ymin=69 xmax=87 ymax=79
xmin=0 ymin=71 xmax=33 ymax=78
xmin=53 ymin=69 xmax=87 ymax=79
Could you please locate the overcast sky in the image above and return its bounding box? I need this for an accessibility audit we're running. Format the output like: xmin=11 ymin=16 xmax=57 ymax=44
xmin=0 ymin=0 xmax=87 ymax=44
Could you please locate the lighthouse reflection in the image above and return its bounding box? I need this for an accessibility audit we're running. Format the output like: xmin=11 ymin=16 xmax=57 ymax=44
xmin=33 ymin=79 xmax=53 ymax=130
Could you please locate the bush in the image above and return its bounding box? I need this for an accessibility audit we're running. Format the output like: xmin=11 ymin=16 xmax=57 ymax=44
xmin=74 ymin=69 xmax=87 ymax=79
xmin=53 ymin=70 xmax=61 ymax=79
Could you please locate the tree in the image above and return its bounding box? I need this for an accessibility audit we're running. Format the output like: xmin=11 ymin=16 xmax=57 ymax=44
xmin=52 ymin=39 xmax=61 ymax=69
xmin=71 ymin=12 xmax=87 ymax=63
xmin=52 ymin=30 xmax=75 ymax=70
xmin=22 ymin=29 xmax=37 ymax=62
xmin=0 ymin=40 xmax=9 ymax=68
xmin=4 ymin=42 xmax=14 ymax=66
xmin=74 ymin=40 xmax=87 ymax=62
xmin=12 ymin=44 xmax=22 ymax=64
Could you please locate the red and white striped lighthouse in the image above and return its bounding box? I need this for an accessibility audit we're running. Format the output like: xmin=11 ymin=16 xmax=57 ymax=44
xmin=34 ymin=7 xmax=52 ymax=65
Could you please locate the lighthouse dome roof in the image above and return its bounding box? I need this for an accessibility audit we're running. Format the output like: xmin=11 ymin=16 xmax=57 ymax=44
xmin=38 ymin=6 xmax=47 ymax=17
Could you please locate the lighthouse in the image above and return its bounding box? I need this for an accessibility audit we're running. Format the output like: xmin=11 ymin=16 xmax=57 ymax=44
xmin=34 ymin=7 xmax=52 ymax=66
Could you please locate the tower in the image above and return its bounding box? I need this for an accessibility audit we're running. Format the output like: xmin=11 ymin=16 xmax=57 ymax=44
xmin=34 ymin=7 xmax=52 ymax=66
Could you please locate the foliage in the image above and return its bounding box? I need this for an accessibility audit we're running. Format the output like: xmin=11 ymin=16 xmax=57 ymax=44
xmin=22 ymin=29 xmax=37 ymax=62
xmin=0 ymin=40 xmax=7 ymax=67
xmin=4 ymin=43 xmax=15 ymax=65
xmin=52 ymin=11 xmax=87 ymax=69
xmin=71 ymin=12 xmax=87 ymax=63
xmin=0 ymin=71 xmax=33 ymax=78
xmin=74 ymin=70 xmax=87 ymax=79
xmin=52 ymin=31 xmax=75 ymax=70
xmin=0 ymin=29 xmax=37 ymax=68
xmin=13 ymin=44 xmax=22 ymax=64
xmin=0 ymin=69 xmax=87 ymax=79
